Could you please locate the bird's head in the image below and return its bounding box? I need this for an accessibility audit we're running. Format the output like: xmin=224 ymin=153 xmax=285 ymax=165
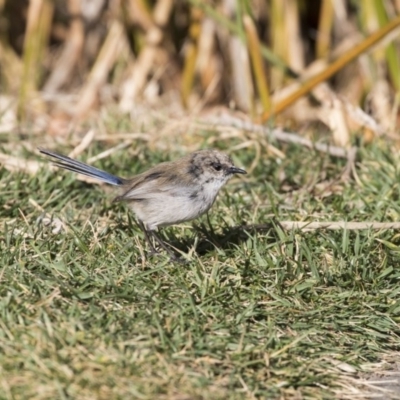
xmin=187 ymin=149 xmax=246 ymax=188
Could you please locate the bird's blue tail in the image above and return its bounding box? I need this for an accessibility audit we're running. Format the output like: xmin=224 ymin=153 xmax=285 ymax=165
xmin=38 ymin=148 xmax=125 ymax=186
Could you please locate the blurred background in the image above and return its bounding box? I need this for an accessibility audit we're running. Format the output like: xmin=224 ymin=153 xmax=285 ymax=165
xmin=0 ymin=0 xmax=399 ymax=145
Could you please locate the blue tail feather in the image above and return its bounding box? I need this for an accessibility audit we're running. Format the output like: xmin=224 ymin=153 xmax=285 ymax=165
xmin=38 ymin=148 xmax=125 ymax=186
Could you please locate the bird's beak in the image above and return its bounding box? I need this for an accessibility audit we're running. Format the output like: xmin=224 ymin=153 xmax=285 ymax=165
xmin=228 ymin=166 xmax=247 ymax=175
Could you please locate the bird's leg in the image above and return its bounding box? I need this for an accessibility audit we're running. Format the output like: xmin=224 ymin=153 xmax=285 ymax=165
xmin=138 ymin=220 xmax=158 ymax=254
xmin=149 ymin=230 xmax=179 ymax=259
xmin=138 ymin=220 xmax=181 ymax=260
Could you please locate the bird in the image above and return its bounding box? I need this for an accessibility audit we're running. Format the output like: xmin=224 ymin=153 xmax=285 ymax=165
xmin=38 ymin=147 xmax=247 ymax=259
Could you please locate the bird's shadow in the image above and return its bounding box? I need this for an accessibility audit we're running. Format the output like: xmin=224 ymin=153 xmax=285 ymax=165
xmin=116 ymin=213 xmax=280 ymax=260
xmin=163 ymin=221 xmax=278 ymax=257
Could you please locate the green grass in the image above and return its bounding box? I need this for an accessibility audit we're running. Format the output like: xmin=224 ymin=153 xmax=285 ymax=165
xmin=1 ymin=133 xmax=400 ymax=399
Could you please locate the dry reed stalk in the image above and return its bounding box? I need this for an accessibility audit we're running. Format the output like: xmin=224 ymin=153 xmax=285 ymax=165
xmin=181 ymin=7 xmax=203 ymax=108
xmin=190 ymin=0 xmax=298 ymax=79
xmin=326 ymin=97 xmax=351 ymax=147
xmin=270 ymin=0 xmax=287 ymax=89
xmin=119 ymin=0 xmax=174 ymax=112
xmin=243 ymin=15 xmax=271 ymax=114
xmin=75 ymin=20 xmax=126 ymax=119
xmin=373 ymin=0 xmax=400 ymax=91
xmin=360 ymin=1 xmax=400 ymax=135
xmin=270 ymin=32 xmax=382 ymax=140
xmin=124 ymin=0 xmax=153 ymax=30
xmin=0 ymin=42 xmax=23 ymax=94
xmin=18 ymin=0 xmax=54 ymax=120
xmin=43 ymin=0 xmax=84 ymax=94
xmin=316 ymin=0 xmax=335 ymax=58
xmin=243 ymin=221 xmax=400 ymax=231
xmin=68 ymin=129 xmax=96 ymax=158
xmin=260 ymin=13 xmax=400 ymax=122
xmin=196 ymin=18 xmax=221 ymax=104
xmin=222 ymin=0 xmax=254 ymax=113
xmin=284 ymin=0 xmax=304 ymax=72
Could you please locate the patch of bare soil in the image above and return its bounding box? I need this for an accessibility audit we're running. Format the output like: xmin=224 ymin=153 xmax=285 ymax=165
xmin=365 ymin=362 xmax=400 ymax=399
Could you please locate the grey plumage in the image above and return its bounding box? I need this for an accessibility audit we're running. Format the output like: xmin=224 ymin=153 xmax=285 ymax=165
xmin=38 ymin=147 xmax=246 ymax=258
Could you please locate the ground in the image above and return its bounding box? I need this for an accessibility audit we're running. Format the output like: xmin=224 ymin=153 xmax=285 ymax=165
xmin=1 ymin=116 xmax=400 ymax=399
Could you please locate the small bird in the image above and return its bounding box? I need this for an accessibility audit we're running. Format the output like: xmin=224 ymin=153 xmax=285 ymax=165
xmin=38 ymin=147 xmax=246 ymax=258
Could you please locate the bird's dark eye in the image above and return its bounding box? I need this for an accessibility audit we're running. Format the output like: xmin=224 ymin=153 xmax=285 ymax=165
xmin=211 ymin=162 xmax=222 ymax=171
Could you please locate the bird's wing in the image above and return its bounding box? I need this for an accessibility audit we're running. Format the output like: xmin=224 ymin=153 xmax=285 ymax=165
xmin=114 ymin=163 xmax=196 ymax=202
